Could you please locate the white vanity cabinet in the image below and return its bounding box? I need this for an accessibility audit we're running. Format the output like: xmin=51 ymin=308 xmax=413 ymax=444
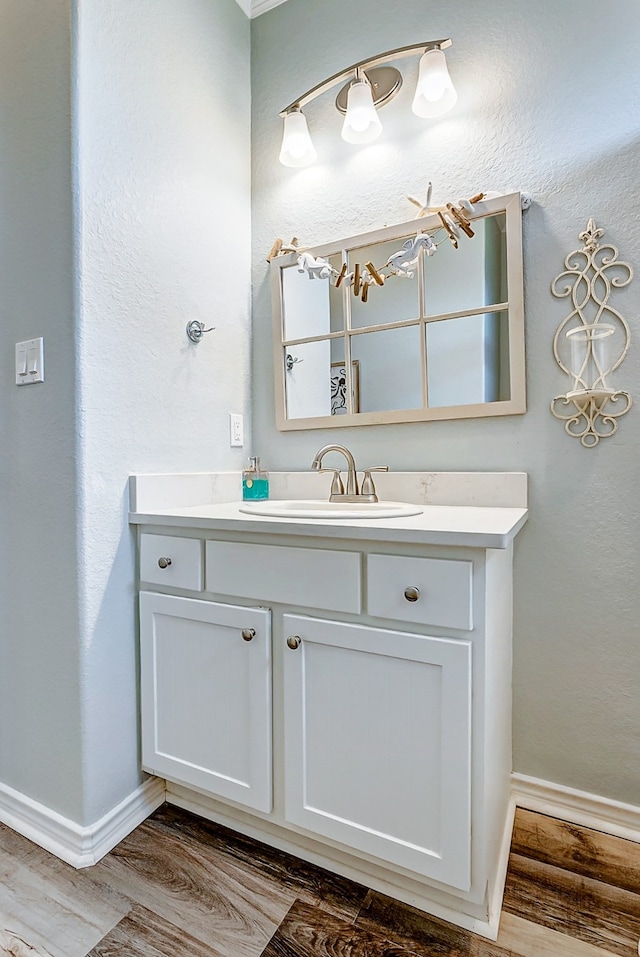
xmin=139 ymin=592 xmax=272 ymax=813
xmin=282 ymin=614 xmax=472 ymax=890
xmin=134 ymin=505 xmax=523 ymax=938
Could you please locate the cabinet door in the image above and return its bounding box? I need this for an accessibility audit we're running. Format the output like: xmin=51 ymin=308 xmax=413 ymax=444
xmin=140 ymin=592 xmax=272 ymax=813
xmin=283 ymin=615 xmax=471 ymax=890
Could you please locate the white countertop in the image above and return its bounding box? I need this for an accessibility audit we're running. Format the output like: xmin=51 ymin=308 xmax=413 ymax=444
xmin=129 ymin=500 xmax=528 ymax=549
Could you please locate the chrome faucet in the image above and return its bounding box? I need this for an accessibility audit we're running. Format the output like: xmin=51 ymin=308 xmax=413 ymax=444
xmin=311 ymin=445 xmax=388 ymax=503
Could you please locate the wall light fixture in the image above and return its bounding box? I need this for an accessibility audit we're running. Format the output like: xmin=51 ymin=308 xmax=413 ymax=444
xmin=279 ymin=39 xmax=456 ymax=167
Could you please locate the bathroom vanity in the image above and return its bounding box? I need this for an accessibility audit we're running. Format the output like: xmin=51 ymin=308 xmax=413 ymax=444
xmin=129 ymin=470 xmax=527 ymax=939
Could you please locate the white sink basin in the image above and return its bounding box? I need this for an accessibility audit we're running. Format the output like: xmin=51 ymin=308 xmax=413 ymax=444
xmin=239 ymin=500 xmax=423 ymax=520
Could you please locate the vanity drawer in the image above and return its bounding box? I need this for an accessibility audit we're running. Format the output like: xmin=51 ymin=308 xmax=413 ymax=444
xmin=140 ymin=534 xmax=203 ymax=591
xmin=367 ymin=554 xmax=473 ymax=631
xmin=206 ymin=541 xmax=361 ymax=614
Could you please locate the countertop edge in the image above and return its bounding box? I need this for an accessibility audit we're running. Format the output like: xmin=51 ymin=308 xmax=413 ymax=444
xmin=128 ymin=506 xmax=529 ymax=550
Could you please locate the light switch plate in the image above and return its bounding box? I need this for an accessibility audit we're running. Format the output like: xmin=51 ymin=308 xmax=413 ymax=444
xmin=229 ymin=412 xmax=244 ymax=447
xmin=16 ymin=338 xmax=44 ymax=385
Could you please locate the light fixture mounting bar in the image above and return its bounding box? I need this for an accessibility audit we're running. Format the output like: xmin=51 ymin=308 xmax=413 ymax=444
xmin=279 ymin=38 xmax=452 ymax=117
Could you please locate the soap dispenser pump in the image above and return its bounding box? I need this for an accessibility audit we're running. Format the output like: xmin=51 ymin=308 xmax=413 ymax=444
xmin=242 ymin=456 xmax=270 ymax=501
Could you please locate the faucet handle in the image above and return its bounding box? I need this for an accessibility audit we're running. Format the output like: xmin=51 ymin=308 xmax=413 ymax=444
xmin=317 ymin=468 xmax=345 ymax=498
xmin=360 ymin=466 xmax=389 ymax=500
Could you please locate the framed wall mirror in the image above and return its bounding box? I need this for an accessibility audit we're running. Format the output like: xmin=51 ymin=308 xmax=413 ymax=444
xmin=271 ymin=192 xmax=525 ymax=430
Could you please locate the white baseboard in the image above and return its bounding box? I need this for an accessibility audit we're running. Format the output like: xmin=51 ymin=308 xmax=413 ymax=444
xmin=0 ymin=776 xmax=165 ymax=868
xmin=512 ymin=773 xmax=640 ymax=844
xmin=6 ymin=768 xmax=635 ymax=876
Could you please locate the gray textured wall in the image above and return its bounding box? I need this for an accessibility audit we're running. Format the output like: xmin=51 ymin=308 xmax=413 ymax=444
xmin=0 ymin=0 xmax=251 ymax=826
xmin=251 ymin=0 xmax=640 ymax=804
xmin=75 ymin=0 xmax=251 ymax=824
xmin=0 ymin=0 xmax=84 ymax=821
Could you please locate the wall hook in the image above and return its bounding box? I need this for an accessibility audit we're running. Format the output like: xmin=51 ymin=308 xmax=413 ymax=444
xmin=286 ymin=353 xmax=304 ymax=371
xmin=186 ymin=320 xmax=215 ymax=343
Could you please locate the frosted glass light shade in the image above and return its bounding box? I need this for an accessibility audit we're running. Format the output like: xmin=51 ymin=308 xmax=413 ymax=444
xmin=279 ymin=110 xmax=317 ymax=167
xmin=412 ymin=48 xmax=457 ymax=118
xmin=341 ymin=79 xmax=382 ymax=144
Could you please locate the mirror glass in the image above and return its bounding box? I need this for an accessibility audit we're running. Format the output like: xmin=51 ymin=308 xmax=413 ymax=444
xmin=273 ymin=193 xmax=525 ymax=430
xmin=351 ymin=327 xmax=423 ymax=413
xmin=424 ymin=214 xmax=507 ymax=316
xmin=349 ymin=238 xmax=419 ymax=330
xmin=284 ymin=341 xmax=333 ymax=420
xmin=425 ymin=310 xmax=510 ymax=407
xmin=282 ymin=252 xmax=344 ymax=340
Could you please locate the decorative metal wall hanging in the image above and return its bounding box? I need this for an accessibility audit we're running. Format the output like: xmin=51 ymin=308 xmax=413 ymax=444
xmin=550 ymin=219 xmax=632 ymax=447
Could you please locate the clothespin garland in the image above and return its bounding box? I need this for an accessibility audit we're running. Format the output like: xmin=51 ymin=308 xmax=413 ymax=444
xmin=386 ymin=232 xmax=437 ymax=278
xmin=365 ymin=261 xmax=385 ymax=286
xmin=353 ymin=263 xmax=361 ymax=296
xmin=335 ymin=262 xmax=348 ymax=288
xmin=275 ymin=189 xmax=506 ymax=305
xmin=457 ymin=193 xmax=485 ymax=215
xmin=296 ymin=251 xmax=337 ymax=280
xmin=266 ymin=238 xmax=283 ymax=262
xmin=446 ymin=203 xmax=474 ymax=238
xmin=438 ymin=211 xmax=459 ymax=249
xmin=266 ymin=236 xmax=300 ymax=263
xmin=358 ymin=266 xmax=382 ymax=302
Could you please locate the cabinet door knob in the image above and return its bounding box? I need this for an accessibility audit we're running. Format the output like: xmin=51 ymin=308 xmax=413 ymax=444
xmin=242 ymin=628 xmax=256 ymax=642
xmin=404 ymin=585 xmax=420 ymax=602
xmin=157 ymin=557 xmax=172 ymax=569
xmin=286 ymin=635 xmax=301 ymax=650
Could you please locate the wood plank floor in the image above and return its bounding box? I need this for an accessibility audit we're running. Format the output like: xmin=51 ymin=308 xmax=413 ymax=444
xmin=0 ymin=804 xmax=638 ymax=957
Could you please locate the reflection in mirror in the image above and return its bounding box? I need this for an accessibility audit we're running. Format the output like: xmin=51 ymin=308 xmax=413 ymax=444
xmin=328 ymin=358 xmax=359 ymax=415
xmin=424 ymin=214 xmax=507 ymax=316
xmin=272 ymin=192 xmax=525 ymax=429
xmin=349 ymin=238 xmax=420 ymax=330
xmin=284 ymin=341 xmax=332 ymax=419
xmin=426 ymin=310 xmax=510 ymax=407
xmin=350 ymin=327 xmax=422 ymax=413
xmin=282 ymin=253 xmax=343 ymax=340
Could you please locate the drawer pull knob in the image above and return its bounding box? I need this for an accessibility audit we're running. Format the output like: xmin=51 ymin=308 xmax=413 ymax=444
xmin=157 ymin=557 xmax=172 ymax=569
xmin=287 ymin=635 xmax=301 ymax=650
xmin=404 ymin=585 xmax=421 ymax=602
xmin=242 ymin=628 xmax=256 ymax=642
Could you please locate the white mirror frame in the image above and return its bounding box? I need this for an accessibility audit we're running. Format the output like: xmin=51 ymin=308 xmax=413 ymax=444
xmin=271 ymin=192 xmax=526 ymax=431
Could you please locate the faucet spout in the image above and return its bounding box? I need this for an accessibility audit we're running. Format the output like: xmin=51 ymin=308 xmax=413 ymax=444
xmin=311 ymin=445 xmax=359 ymax=497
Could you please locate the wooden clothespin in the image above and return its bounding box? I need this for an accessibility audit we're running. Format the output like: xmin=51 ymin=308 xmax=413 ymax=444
xmin=361 ymin=281 xmax=369 ymax=303
xmin=266 ymin=238 xmax=283 ymax=263
xmin=438 ymin=211 xmax=459 ymax=249
xmin=266 ymin=236 xmax=300 ymax=263
xmin=281 ymin=236 xmax=300 ymax=254
xmin=335 ymin=262 xmax=348 ymax=288
xmin=365 ymin=261 xmax=385 ymax=286
xmin=469 ymin=193 xmax=484 ymax=205
xmin=446 ymin=203 xmax=475 ymax=238
xmin=353 ymin=263 xmax=361 ymax=296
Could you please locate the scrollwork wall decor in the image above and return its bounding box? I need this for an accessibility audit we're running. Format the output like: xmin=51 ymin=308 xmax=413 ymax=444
xmin=550 ymin=219 xmax=633 ymax=447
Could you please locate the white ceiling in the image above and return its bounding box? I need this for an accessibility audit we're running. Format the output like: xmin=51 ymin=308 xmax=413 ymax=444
xmin=233 ymin=0 xmax=291 ymax=18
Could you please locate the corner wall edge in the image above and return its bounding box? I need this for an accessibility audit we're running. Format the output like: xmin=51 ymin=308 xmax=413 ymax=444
xmin=0 ymin=776 xmax=165 ymax=867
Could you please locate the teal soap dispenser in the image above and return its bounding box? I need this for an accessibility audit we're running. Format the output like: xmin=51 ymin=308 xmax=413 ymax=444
xmin=242 ymin=456 xmax=270 ymax=501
